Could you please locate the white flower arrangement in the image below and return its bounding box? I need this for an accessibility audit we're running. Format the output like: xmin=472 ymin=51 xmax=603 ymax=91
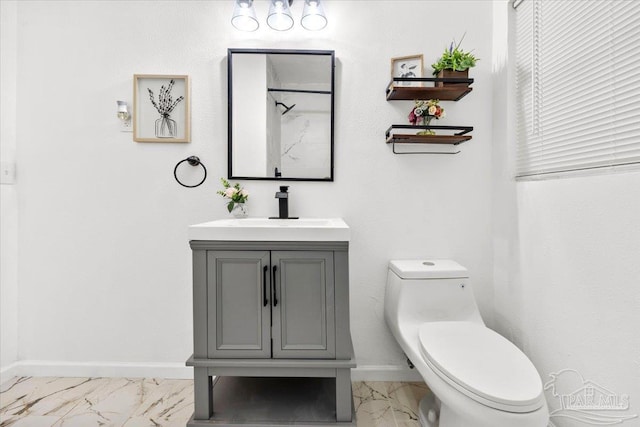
xmin=217 ymin=178 xmax=249 ymax=213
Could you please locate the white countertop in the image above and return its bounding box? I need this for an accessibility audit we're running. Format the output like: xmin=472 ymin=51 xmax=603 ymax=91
xmin=188 ymin=218 xmax=350 ymax=242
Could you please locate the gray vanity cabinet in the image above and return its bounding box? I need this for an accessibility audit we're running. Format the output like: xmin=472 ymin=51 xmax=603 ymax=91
xmin=207 ymin=251 xmax=271 ymax=359
xmin=271 ymin=251 xmax=335 ymax=359
xmin=207 ymin=250 xmax=335 ymax=359
xmin=187 ymin=240 xmax=355 ymax=427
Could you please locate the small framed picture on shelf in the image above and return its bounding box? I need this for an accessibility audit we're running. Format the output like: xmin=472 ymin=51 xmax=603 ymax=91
xmin=390 ymin=54 xmax=424 ymax=87
xmin=133 ymin=74 xmax=190 ymax=143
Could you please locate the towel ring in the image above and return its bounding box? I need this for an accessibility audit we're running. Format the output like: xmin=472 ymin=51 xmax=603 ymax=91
xmin=174 ymin=156 xmax=207 ymax=188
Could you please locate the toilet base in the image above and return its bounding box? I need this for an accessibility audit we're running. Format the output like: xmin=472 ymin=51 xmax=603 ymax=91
xmin=418 ymin=391 xmax=548 ymax=427
xmin=418 ymin=394 xmax=480 ymax=427
xmin=418 ymin=393 xmax=439 ymax=427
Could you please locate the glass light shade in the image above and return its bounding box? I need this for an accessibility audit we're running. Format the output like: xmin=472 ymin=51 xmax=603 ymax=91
xmin=301 ymin=0 xmax=327 ymax=31
xmin=231 ymin=0 xmax=259 ymax=32
xmin=267 ymin=0 xmax=294 ymax=31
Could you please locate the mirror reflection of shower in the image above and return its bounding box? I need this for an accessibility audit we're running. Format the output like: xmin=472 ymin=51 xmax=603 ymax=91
xmin=266 ymin=89 xmax=331 ymax=179
xmin=275 ymin=101 xmax=296 ymax=115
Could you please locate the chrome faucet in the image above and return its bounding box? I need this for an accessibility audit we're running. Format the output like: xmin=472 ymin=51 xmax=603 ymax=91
xmin=271 ymin=186 xmax=298 ymax=219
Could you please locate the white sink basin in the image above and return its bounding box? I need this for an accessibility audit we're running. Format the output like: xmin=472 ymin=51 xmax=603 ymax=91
xmin=189 ymin=218 xmax=350 ymax=242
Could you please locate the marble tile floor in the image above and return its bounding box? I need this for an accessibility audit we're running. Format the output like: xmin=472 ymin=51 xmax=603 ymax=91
xmin=0 ymin=377 xmax=430 ymax=427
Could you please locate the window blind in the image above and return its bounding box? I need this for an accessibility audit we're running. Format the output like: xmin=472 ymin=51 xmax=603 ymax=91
xmin=515 ymin=0 xmax=640 ymax=179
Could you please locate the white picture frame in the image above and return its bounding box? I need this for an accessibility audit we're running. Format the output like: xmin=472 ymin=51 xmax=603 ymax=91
xmin=390 ymin=54 xmax=424 ymax=86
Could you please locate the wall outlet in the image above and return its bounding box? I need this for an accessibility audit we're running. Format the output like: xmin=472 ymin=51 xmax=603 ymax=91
xmin=120 ymin=118 xmax=133 ymax=133
xmin=1 ymin=162 xmax=16 ymax=184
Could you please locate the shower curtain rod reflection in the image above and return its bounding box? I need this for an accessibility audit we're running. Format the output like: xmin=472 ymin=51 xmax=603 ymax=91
xmin=267 ymin=88 xmax=331 ymax=94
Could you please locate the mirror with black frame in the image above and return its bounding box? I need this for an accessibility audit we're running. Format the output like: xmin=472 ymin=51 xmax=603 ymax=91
xmin=228 ymin=48 xmax=335 ymax=181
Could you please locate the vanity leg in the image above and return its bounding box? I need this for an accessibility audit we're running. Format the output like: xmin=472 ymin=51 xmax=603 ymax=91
xmin=335 ymin=368 xmax=352 ymax=422
xmin=193 ymin=367 xmax=213 ymax=420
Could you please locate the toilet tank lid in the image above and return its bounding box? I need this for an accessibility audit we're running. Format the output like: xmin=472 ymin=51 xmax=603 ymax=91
xmin=389 ymin=259 xmax=468 ymax=279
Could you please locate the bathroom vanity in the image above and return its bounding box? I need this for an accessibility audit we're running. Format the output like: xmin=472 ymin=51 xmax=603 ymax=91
xmin=186 ymin=218 xmax=355 ymax=426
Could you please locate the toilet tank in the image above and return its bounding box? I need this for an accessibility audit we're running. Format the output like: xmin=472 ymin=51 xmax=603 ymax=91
xmin=384 ymin=259 xmax=484 ymax=331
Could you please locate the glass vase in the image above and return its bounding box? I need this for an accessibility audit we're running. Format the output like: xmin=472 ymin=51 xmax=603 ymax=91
xmin=231 ymin=203 xmax=248 ymax=218
xmin=417 ymin=116 xmax=435 ymax=136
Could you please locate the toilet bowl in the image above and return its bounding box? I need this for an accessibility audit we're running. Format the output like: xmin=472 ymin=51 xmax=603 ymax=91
xmin=384 ymin=259 xmax=549 ymax=427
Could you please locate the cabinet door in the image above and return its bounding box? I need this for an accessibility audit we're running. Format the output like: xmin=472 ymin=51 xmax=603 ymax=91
xmin=271 ymin=251 xmax=336 ymax=359
xmin=207 ymin=251 xmax=271 ymax=358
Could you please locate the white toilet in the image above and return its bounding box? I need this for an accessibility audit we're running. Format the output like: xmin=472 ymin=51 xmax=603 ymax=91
xmin=384 ymin=259 xmax=549 ymax=427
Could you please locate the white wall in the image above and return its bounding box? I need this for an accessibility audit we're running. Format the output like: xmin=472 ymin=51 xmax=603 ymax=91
xmin=4 ymin=0 xmax=495 ymax=379
xmin=0 ymin=0 xmax=19 ymax=376
xmin=492 ymin=1 xmax=640 ymax=423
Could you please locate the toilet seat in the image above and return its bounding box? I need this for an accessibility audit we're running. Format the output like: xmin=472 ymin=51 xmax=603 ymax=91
xmin=418 ymin=321 xmax=544 ymax=413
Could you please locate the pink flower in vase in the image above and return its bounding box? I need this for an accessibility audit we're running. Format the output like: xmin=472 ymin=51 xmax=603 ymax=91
xmin=408 ymin=109 xmax=417 ymax=125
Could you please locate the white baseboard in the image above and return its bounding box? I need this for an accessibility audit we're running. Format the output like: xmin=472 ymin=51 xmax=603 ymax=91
xmin=0 ymin=360 xmax=193 ymax=383
xmin=351 ymin=365 xmax=423 ymax=382
xmin=1 ymin=361 xmax=421 ymax=384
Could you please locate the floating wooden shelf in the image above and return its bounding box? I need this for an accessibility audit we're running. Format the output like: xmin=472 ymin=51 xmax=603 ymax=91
xmin=385 ymin=125 xmax=473 ymax=154
xmin=386 ymin=133 xmax=473 ymax=145
xmin=386 ymin=77 xmax=474 ymax=101
xmin=385 ymin=77 xmax=474 ymax=154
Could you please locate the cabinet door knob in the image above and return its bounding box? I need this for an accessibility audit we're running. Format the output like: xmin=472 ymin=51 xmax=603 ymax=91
xmin=272 ymin=265 xmax=278 ymax=307
xmin=263 ymin=265 xmax=269 ymax=307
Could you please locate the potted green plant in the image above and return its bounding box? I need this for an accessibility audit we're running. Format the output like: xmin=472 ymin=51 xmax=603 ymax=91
xmin=431 ymin=34 xmax=478 ymax=87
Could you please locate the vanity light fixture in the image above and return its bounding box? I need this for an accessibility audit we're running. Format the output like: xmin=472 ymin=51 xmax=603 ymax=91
xmin=231 ymin=0 xmax=260 ymax=32
xmin=231 ymin=0 xmax=327 ymax=32
xmin=301 ymin=0 xmax=327 ymax=31
xmin=267 ymin=0 xmax=294 ymax=31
